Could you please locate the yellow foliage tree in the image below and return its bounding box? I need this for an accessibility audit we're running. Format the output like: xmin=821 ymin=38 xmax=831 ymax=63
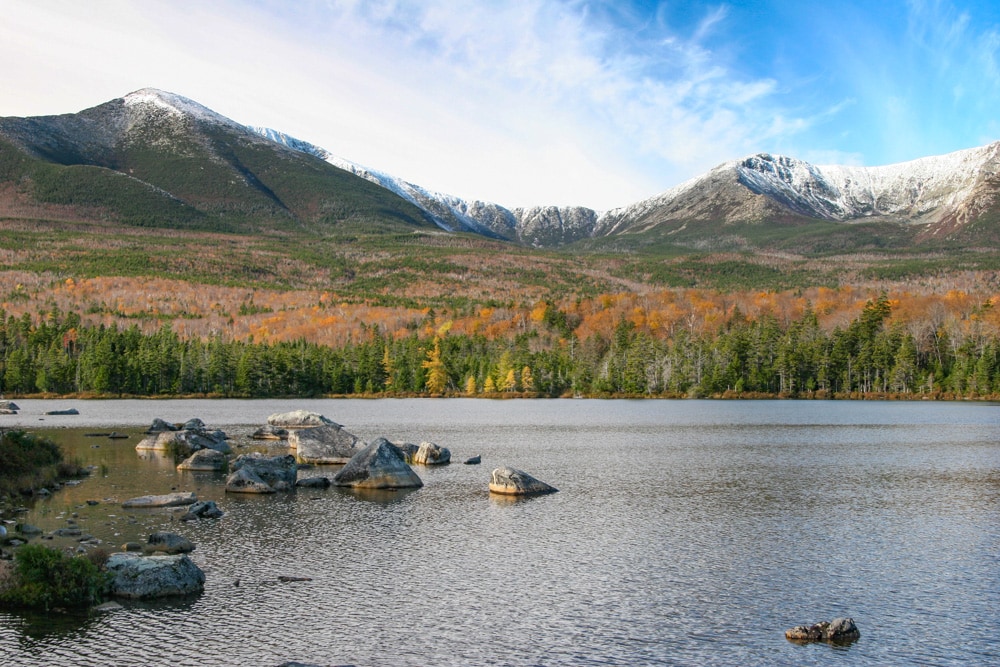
xmin=521 ymin=365 xmax=534 ymax=392
xmin=422 ymin=337 xmax=448 ymax=394
xmin=465 ymin=375 xmax=477 ymax=395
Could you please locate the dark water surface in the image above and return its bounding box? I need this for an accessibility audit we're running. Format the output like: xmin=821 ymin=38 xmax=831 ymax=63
xmin=1 ymin=399 xmax=999 ymax=666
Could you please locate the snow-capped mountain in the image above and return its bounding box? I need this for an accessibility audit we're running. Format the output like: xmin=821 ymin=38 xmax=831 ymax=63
xmin=256 ymin=119 xmax=1000 ymax=246
xmin=2 ymin=87 xmax=999 ymax=249
xmin=596 ymin=143 xmax=1000 ymax=240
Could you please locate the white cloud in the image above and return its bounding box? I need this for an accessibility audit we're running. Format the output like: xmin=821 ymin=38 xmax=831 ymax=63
xmin=1 ymin=0 xmax=813 ymax=209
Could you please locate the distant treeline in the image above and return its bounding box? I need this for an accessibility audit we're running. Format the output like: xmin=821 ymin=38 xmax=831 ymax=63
xmin=1 ymin=296 xmax=999 ymax=399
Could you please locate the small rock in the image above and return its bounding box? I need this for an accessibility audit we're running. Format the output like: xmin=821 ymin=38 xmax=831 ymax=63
xmin=180 ymin=500 xmax=224 ymax=521
xmin=464 ymin=455 xmax=482 ymax=465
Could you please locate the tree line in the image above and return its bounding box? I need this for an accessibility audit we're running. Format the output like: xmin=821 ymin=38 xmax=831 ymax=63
xmin=1 ymin=295 xmax=999 ymax=399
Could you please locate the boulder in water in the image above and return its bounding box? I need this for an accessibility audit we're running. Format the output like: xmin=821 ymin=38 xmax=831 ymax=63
xmin=226 ymin=453 xmax=297 ymax=493
xmin=413 ymin=441 xmax=451 ymax=465
xmin=489 ymin=466 xmax=557 ymax=496
xmin=267 ymin=410 xmax=338 ymax=429
xmin=291 ymin=424 xmax=364 ymax=464
xmin=177 ymin=448 xmax=228 ymax=472
xmin=105 ymin=553 xmax=205 ymax=599
xmin=332 ymin=438 xmax=423 ymax=489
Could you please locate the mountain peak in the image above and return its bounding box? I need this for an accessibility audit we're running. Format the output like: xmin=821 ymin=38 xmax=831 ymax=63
xmin=121 ymin=88 xmax=236 ymax=128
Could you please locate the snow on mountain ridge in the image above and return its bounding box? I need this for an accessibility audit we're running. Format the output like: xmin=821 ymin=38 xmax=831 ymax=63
xmin=736 ymin=142 xmax=1000 ymax=223
xmin=123 ymin=88 xmax=239 ymax=128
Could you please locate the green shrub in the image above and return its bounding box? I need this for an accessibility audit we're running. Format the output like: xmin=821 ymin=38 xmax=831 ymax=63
xmin=0 ymin=544 xmax=109 ymax=610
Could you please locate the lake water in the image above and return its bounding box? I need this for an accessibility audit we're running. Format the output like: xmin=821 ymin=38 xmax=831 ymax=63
xmin=1 ymin=398 xmax=999 ymax=666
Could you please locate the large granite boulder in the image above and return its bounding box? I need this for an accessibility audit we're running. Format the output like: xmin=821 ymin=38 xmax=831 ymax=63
xmin=413 ymin=441 xmax=451 ymax=465
xmin=122 ymin=492 xmax=197 ymax=508
xmin=226 ymin=453 xmax=297 ymax=493
xmin=785 ymin=617 xmax=860 ymax=644
xmin=332 ymin=438 xmax=423 ymax=489
xmin=489 ymin=467 xmax=558 ymax=496
xmin=0 ymin=400 xmax=19 ymax=414
xmin=145 ymin=531 xmax=195 ymax=554
xmin=177 ymin=448 xmax=228 ymax=472
xmin=291 ymin=424 xmax=364 ymax=464
xmin=105 ymin=553 xmax=205 ymax=599
xmin=267 ymin=410 xmax=338 ymax=429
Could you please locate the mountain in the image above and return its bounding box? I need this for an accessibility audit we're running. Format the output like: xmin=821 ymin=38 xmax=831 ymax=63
xmin=260 ymin=119 xmax=1000 ymax=249
xmin=0 ymin=89 xmax=434 ymax=233
xmin=596 ymin=144 xmax=1000 ymax=245
xmin=2 ymin=88 xmax=998 ymax=251
xmin=252 ymin=127 xmax=598 ymax=247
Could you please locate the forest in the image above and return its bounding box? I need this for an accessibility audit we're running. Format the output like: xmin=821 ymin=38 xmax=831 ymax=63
xmin=2 ymin=286 xmax=1000 ymax=399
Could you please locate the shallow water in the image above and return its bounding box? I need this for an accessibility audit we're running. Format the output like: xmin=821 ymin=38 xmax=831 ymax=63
xmin=1 ymin=398 xmax=999 ymax=666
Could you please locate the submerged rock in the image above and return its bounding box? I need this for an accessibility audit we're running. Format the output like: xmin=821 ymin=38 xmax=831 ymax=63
xmin=44 ymin=408 xmax=79 ymax=415
xmin=105 ymin=553 xmax=205 ymax=599
xmin=295 ymin=476 xmax=331 ymax=488
xmin=146 ymin=531 xmax=195 ymax=554
xmin=489 ymin=466 xmax=557 ymax=496
xmin=785 ymin=617 xmax=860 ymax=644
xmin=332 ymin=438 xmax=423 ymax=490
xmin=291 ymin=424 xmax=364 ymax=464
xmin=122 ymin=492 xmax=197 ymax=508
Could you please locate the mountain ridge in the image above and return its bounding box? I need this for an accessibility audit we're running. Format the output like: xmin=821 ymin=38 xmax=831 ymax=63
xmin=2 ymin=88 xmax=998 ymax=249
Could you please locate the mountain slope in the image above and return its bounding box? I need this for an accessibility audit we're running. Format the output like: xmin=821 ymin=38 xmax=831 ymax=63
xmin=0 ymin=89 xmax=434 ymax=233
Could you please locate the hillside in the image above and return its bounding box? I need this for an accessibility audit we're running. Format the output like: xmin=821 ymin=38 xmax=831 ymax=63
xmin=0 ymin=89 xmax=434 ymax=234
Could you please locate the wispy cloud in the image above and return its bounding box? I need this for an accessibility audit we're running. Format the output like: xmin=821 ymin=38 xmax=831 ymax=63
xmin=2 ymin=0 xmax=998 ymax=209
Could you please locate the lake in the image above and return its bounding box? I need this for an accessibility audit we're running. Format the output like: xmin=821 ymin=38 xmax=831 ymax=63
xmin=1 ymin=398 xmax=999 ymax=666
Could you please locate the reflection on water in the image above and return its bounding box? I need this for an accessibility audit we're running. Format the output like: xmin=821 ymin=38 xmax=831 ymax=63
xmin=1 ymin=399 xmax=999 ymax=666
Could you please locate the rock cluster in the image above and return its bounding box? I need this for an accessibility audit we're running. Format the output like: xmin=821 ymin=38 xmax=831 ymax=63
xmin=136 ymin=418 xmax=231 ymax=457
xmin=785 ymin=617 xmax=860 ymax=644
xmin=0 ymin=400 xmax=19 ymax=415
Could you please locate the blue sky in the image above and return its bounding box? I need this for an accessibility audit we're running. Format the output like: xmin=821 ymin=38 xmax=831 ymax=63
xmin=3 ymin=0 xmax=1000 ymax=209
